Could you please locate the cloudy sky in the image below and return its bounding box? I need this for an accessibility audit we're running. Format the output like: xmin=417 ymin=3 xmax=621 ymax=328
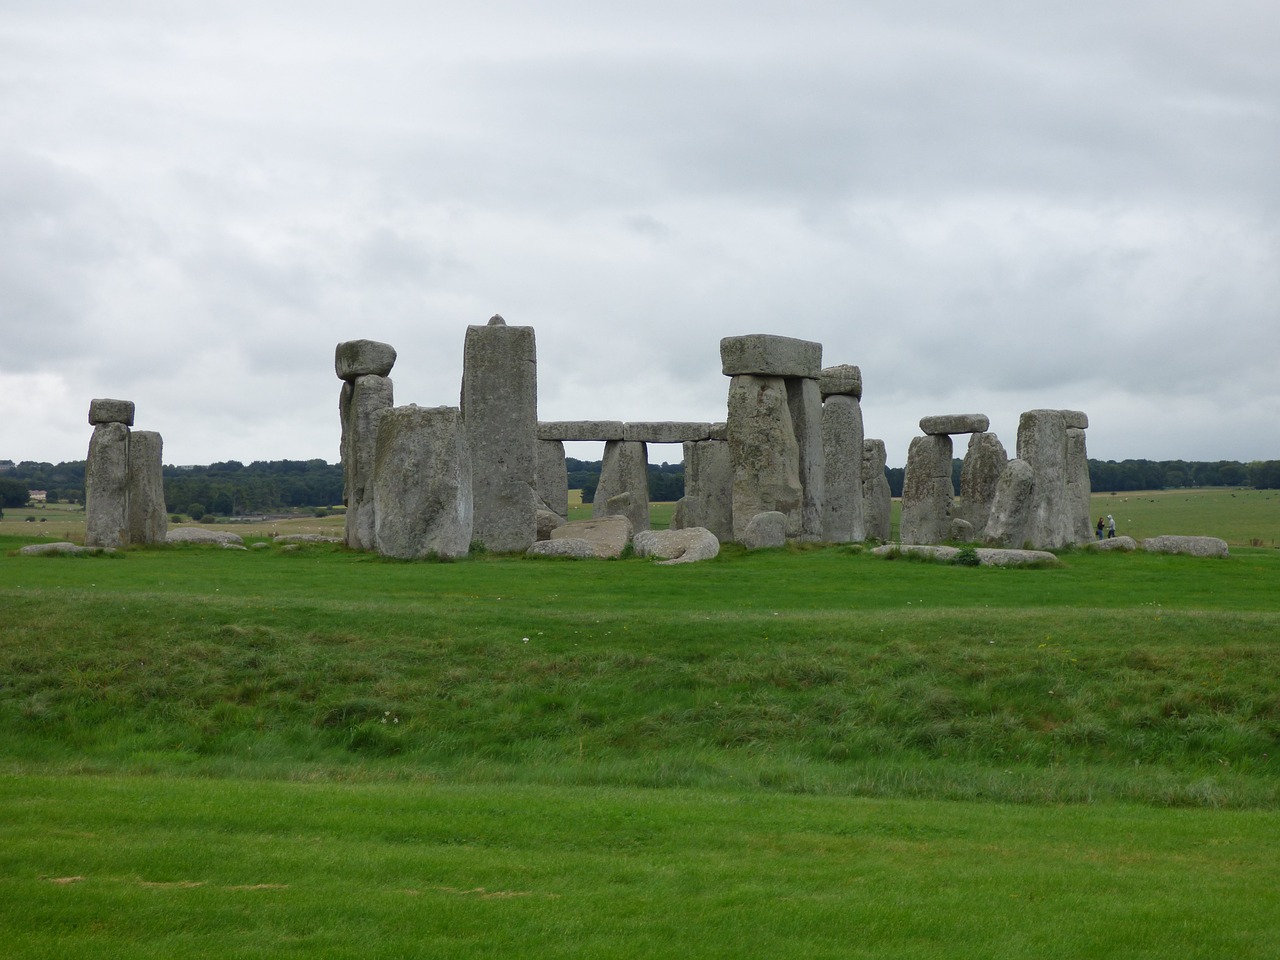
xmin=2 ymin=1 xmax=1277 ymax=469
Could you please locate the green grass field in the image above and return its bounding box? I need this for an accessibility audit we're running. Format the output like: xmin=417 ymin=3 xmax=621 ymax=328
xmin=2 ymin=492 xmax=1279 ymax=956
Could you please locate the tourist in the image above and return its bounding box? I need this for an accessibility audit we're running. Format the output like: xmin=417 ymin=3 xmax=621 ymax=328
xmin=1107 ymin=514 xmax=1116 ymax=539
xmin=1096 ymin=517 xmax=1105 ymax=540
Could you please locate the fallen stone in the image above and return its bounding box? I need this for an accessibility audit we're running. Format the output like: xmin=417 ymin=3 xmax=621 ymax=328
xmin=1086 ymin=536 xmax=1136 ymax=551
xmin=273 ymin=534 xmax=345 ymax=544
xmin=526 ymin=538 xmax=596 ymax=559
xmin=550 ymin=516 xmax=633 ymax=559
xmin=871 ymin=543 xmax=960 ymax=561
xmin=88 ymin=398 xmax=135 ymax=426
xmin=742 ymin=511 xmax=787 ymax=549
xmin=18 ymin=542 xmax=114 ymax=556
xmin=870 ymin=544 xmax=1061 ymax=567
xmin=819 ymin=364 xmax=862 ymax=399
xmin=720 ymin=334 xmax=822 ymax=379
xmin=1142 ymin=535 xmax=1229 ymax=558
xmin=949 ymin=518 xmax=974 ymax=542
xmin=335 ymin=339 xmax=397 ymax=380
xmin=167 ymin=528 xmax=245 ymax=545
xmin=633 ymin=527 xmax=720 ymax=564
xmin=920 ymin=414 xmax=990 ymax=435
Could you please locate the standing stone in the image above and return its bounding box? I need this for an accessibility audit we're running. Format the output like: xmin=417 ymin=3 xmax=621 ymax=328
xmin=339 ymin=373 xmax=394 ymax=550
xmin=983 ymin=458 xmax=1037 ymax=548
xmin=535 ymin=439 xmax=569 ymax=519
xmin=727 ymin=375 xmax=803 ymax=542
xmin=742 ymin=511 xmax=788 ymax=549
xmin=461 ymin=318 xmax=538 ymax=552
xmin=787 ymin=377 xmax=825 ymax=540
xmin=900 ymin=434 xmax=954 ymax=544
xmin=958 ymin=431 xmax=1008 ymax=541
xmin=371 ymin=405 xmax=472 ymax=560
xmin=821 ymin=394 xmax=865 ymax=542
xmin=1062 ymin=413 xmax=1092 ymax=544
xmin=85 ymin=421 xmax=130 ymax=548
xmin=671 ymin=439 xmax=733 ymax=543
xmin=594 ymin=440 xmax=650 ymax=533
xmin=861 ymin=439 xmax=892 ymax=541
xmin=126 ymin=430 xmax=167 ymax=545
xmin=1017 ymin=409 xmax=1074 ymax=549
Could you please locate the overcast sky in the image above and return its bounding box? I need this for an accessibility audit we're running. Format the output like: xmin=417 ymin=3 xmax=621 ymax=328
xmin=2 ymin=1 xmax=1277 ymax=469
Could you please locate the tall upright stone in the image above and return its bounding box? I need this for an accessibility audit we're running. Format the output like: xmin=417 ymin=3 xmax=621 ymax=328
xmin=371 ymin=405 xmax=473 ymax=560
xmin=1061 ymin=411 xmax=1092 ymax=544
xmin=787 ymin=377 xmax=825 ymax=540
xmin=900 ymin=434 xmax=954 ymax=544
xmin=671 ymin=439 xmax=733 ymax=543
xmin=461 ymin=316 xmax=538 ymax=552
xmin=958 ymin=431 xmax=1007 ymax=541
xmin=85 ymin=420 xmax=130 ymax=548
xmin=861 ymin=439 xmax=892 ymax=541
xmin=594 ymin=439 xmax=650 ymax=533
xmin=336 ymin=340 xmax=397 ymax=551
xmin=726 ymin=374 xmax=803 ymax=542
xmin=820 ymin=365 xmax=865 ymax=543
xmin=984 ymin=409 xmax=1084 ymax=550
xmin=126 ymin=430 xmax=168 ymax=545
xmin=535 ymin=439 xmax=569 ymax=520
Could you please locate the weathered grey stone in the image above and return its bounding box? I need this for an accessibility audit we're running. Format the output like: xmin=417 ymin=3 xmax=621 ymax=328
xmin=870 ymin=543 xmax=1061 ymax=567
xmin=1061 ymin=410 xmax=1089 ymax=430
xmin=166 ymin=527 xmax=244 ymax=545
xmin=633 ymin=527 xmax=720 ymax=564
xmin=18 ymin=542 xmax=114 ymax=556
xmin=671 ymin=439 xmax=733 ymax=543
xmin=340 ymin=373 xmax=394 ymax=551
xmin=900 ymin=434 xmax=954 ymax=545
xmin=537 ymin=421 xmax=626 ymax=441
xmin=272 ymin=534 xmax=344 ymax=544
xmin=372 ymin=405 xmax=473 ymax=560
xmin=535 ymin=440 xmax=568 ymax=519
xmin=720 ymin=335 xmax=822 ymax=379
xmin=742 ymin=511 xmax=788 ymax=549
xmin=1086 ymin=535 xmax=1136 ymax=552
xmin=958 ymin=431 xmax=1008 ymax=540
xmin=550 ymin=516 xmax=632 ymax=559
xmin=919 ymin=414 xmax=990 ymax=436
xmin=948 ymin=518 xmax=974 ymax=542
xmin=126 ymin=430 xmax=167 ymax=545
xmin=85 ymin=421 xmax=130 ymax=548
xmin=461 ymin=321 xmax=537 ymax=552
xmin=535 ymin=508 xmax=564 ymax=541
xmin=861 ymin=439 xmax=892 ymax=541
xmin=983 ymin=458 xmax=1036 ymax=548
xmin=787 ymin=377 xmax=825 ymax=540
xmin=821 ymin=394 xmax=865 ymax=542
xmin=708 ymin=422 xmax=729 ymax=441
xmin=727 ymin=375 xmax=802 ymax=542
xmin=594 ymin=440 xmax=650 ymax=533
xmin=88 ymin=398 xmax=135 ymax=426
xmin=335 ymin=339 xmax=396 ymax=380
xmin=526 ymin=537 xmax=595 ymax=559
xmin=487 ymin=314 xmax=506 ymax=325
xmin=1142 ymin=535 xmax=1229 ymax=558
xmin=605 ymin=492 xmax=633 ymax=517
xmin=622 ymin=422 xmax=714 ymax=443
xmin=1064 ymin=425 xmax=1092 ymax=544
xmin=818 ymin=364 xmax=862 ymax=399
xmin=1017 ymin=409 xmax=1075 ymax=548
xmin=871 ymin=543 xmax=960 ymax=561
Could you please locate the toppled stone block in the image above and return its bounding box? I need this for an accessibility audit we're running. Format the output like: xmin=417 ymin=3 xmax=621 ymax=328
xmin=550 ymin=516 xmax=633 ymax=559
xmin=335 ymin=339 xmax=397 ymax=380
xmin=870 ymin=544 xmax=1062 ymax=567
xmin=720 ymin=335 xmax=822 ymax=379
xmin=742 ymin=511 xmax=788 ymax=549
xmin=819 ymin=365 xmax=862 ymax=399
xmin=919 ymin=414 xmax=990 ymax=435
xmin=538 ymin=421 xmax=626 ymax=441
xmin=1142 ymin=535 xmax=1229 ymax=558
xmin=633 ymin=527 xmax=720 ymax=564
xmin=166 ymin=528 xmax=245 ymax=545
xmin=526 ymin=538 xmax=595 ymax=559
xmin=1087 ymin=535 xmax=1136 ymax=551
xmin=18 ymin=542 xmax=115 ymax=556
xmin=88 ymin=399 xmax=135 ymax=426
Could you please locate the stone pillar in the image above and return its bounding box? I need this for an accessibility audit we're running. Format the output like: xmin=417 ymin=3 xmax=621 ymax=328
xmin=535 ymin=439 xmax=568 ymax=520
xmin=1061 ymin=411 xmax=1092 ymax=545
xmin=721 ymin=334 xmax=822 ymax=543
xmin=861 ymin=439 xmax=892 ymax=542
xmin=958 ymin=431 xmax=1008 ymax=541
xmin=84 ymin=399 xmax=135 ymax=548
xmin=819 ymin=365 xmax=864 ymax=542
xmin=594 ymin=439 xmax=650 ymax=533
xmin=900 ymin=434 xmax=954 ymax=544
xmin=336 ymin=339 xmax=396 ymax=551
xmin=372 ymin=405 xmax=473 ymax=560
xmin=127 ymin=430 xmax=168 ymax=545
xmin=672 ymin=438 xmax=733 ymax=543
xmin=985 ymin=409 xmax=1082 ymax=550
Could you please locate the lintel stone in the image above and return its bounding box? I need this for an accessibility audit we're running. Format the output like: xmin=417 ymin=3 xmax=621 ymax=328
xmin=819 ymin=364 xmax=862 ymax=399
xmin=622 ymin=422 xmax=713 ymax=443
xmin=920 ymin=413 xmax=990 ymax=435
xmin=538 ymin=420 xmax=626 ymax=441
xmin=88 ymin=398 xmax=135 ymax=426
xmin=720 ymin=335 xmax=822 ymax=379
xmin=1061 ymin=409 xmax=1089 ymax=430
xmin=335 ymin=339 xmax=397 ymax=381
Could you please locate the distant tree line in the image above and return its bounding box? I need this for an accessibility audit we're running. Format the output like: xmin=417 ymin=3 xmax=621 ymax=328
xmin=3 ymin=455 xmax=1277 ymax=515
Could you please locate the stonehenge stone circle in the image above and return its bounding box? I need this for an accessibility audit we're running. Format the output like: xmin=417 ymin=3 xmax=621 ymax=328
xmin=900 ymin=434 xmax=954 ymax=544
xmin=983 ymin=409 xmax=1090 ymax=550
xmin=861 ymin=439 xmax=892 ymax=541
xmin=371 ymin=405 xmax=473 ymax=560
xmin=461 ymin=316 xmax=538 ymax=552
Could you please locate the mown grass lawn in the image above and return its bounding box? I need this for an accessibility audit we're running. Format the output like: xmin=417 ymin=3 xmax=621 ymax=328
xmin=2 ymin=528 xmax=1278 ymax=956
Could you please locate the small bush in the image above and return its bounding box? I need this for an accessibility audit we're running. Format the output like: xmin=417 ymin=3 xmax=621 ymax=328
xmin=953 ymin=545 xmax=980 ymax=566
